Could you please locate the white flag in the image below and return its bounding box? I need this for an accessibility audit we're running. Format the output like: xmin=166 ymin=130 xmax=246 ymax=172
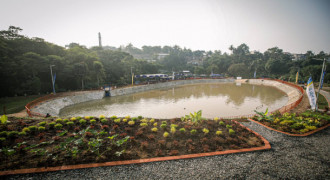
xmin=306 ymin=76 xmax=317 ymax=110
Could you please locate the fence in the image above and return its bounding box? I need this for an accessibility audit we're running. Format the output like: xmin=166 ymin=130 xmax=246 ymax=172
xmin=25 ymin=78 xmax=304 ymax=118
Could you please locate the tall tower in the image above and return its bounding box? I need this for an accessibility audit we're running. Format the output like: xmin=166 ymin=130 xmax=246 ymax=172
xmin=98 ymin=32 xmax=102 ymax=48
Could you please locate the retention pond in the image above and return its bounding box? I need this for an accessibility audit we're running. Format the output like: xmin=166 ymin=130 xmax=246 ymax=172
xmin=59 ymin=83 xmax=288 ymax=119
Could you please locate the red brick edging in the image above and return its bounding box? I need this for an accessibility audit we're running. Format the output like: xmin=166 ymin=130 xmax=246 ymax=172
xmin=0 ymin=121 xmax=270 ymax=176
xmin=248 ymin=118 xmax=330 ymax=136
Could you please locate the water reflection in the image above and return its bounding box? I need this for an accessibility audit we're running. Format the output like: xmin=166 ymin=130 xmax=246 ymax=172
xmin=60 ymin=83 xmax=288 ymax=118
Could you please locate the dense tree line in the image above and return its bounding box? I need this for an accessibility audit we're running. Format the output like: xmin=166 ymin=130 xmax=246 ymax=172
xmin=0 ymin=26 xmax=329 ymax=98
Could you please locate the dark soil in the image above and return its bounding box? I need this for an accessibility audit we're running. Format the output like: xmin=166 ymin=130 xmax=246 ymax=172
xmin=0 ymin=117 xmax=265 ymax=171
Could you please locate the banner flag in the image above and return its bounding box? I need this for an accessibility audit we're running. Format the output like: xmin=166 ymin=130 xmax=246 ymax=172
xmin=53 ymin=73 xmax=56 ymax=86
xmin=320 ymin=71 xmax=326 ymax=89
xmin=306 ymin=76 xmax=317 ymax=110
xmin=295 ymin=71 xmax=299 ymax=84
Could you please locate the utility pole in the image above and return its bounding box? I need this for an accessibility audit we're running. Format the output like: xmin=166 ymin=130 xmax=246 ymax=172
xmin=98 ymin=32 xmax=102 ymax=48
xmin=315 ymin=58 xmax=327 ymax=111
xmin=50 ymin=65 xmax=56 ymax=95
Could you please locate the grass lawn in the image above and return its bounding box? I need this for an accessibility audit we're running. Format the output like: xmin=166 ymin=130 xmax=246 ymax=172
xmin=0 ymin=95 xmax=42 ymax=114
xmin=317 ymin=93 xmax=328 ymax=109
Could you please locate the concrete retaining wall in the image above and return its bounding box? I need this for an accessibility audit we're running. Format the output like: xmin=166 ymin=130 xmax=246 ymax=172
xmin=31 ymin=78 xmax=301 ymax=117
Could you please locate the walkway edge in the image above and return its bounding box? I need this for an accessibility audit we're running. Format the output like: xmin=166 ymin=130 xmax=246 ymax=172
xmin=0 ymin=121 xmax=271 ymax=176
xmin=248 ymin=118 xmax=330 ymax=136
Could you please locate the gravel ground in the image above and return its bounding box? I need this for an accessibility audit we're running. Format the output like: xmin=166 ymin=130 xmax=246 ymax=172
xmin=4 ymin=121 xmax=329 ymax=180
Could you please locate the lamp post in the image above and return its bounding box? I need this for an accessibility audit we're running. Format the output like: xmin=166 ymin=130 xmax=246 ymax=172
xmin=131 ymin=67 xmax=134 ymax=86
xmin=313 ymin=58 xmax=328 ymax=111
xmin=50 ymin=65 xmax=56 ymax=95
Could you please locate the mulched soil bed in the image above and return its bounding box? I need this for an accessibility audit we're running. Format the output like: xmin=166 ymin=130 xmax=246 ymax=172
xmin=0 ymin=117 xmax=266 ymax=172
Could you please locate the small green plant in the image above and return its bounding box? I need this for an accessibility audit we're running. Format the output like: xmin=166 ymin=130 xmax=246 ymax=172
xmin=110 ymin=115 xmax=117 ymax=120
xmin=125 ymin=115 xmax=130 ymax=119
xmin=66 ymin=121 xmax=74 ymax=126
xmin=150 ymin=119 xmax=155 ymax=123
xmin=70 ymin=117 xmax=77 ymax=121
xmin=170 ymin=124 xmax=178 ymax=128
xmin=226 ymin=124 xmax=232 ymax=129
xmin=90 ymin=119 xmax=97 ymax=124
xmin=99 ymin=115 xmax=105 ymax=119
xmin=28 ymin=126 xmax=37 ymax=132
xmin=132 ymin=117 xmax=138 ymax=121
xmin=213 ymin=117 xmax=219 ymax=121
xmin=38 ymin=126 xmax=46 ymax=132
xmin=140 ymin=122 xmax=148 ymax=127
xmin=254 ymin=108 xmax=274 ymax=122
xmin=114 ymin=119 xmax=121 ymax=123
xmin=216 ymin=131 xmax=223 ymax=135
xmin=170 ymin=127 xmax=176 ymax=134
xmin=0 ymin=137 xmax=6 ymax=142
xmin=161 ymin=121 xmax=167 ymax=125
xmin=128 ymin=121 xmax=135 ymax=126
xmin=101 ymin=119 xmax=108 ymax=124
xmin=202 ymin=128 xmax=209 ymax=134
xmin=19 ymin=131 xmax=26 ymax=136
xmin=190 ymin=129 xmax=197 ymax=135
xmin=38 ymin=121 xmax=47 ymax=126
xmin=179 ymin=128 xmax=186 ymax=133
xmin=49 ymin=122 xmax=56 ymax=128
xmin=55 ymin=123 xmax=63 ymax=129
xmin=163 ymin=132 xmax=169 ymax=138
xmin=138 ymin=116 xmax=143 ymax=120
xmin=229 ymin=129 xmax=235 ymax=135
xmin=219 ymin=121 xmax=225 ymax=126
xmin=151 ymin=127 xmax=158 ymax=132
xmin=56 ymin=118 xmax=63 ymax=124
xmin=8 ymin=131 xmax=19 ymax=137
xmin=153 ymin=122 xmax=158 ymax=127
xmin=0 ymin=115 xmax=8 ymax=124
xmin=183 ymin=110 xmax=205 ymax=124
xmin=63 ymin=119 xmax=69 ymax=123
xmin=122 ymin=119 xmax=128 ymax=122
xmin=140 ymin=119 xmax=148 ymax=123
xmin=79 ymin=119 xmax=87 ymax=125
xmin=160 ymin=124 xmax=167 ymax=129
xmin=76 ymin=116 xmax=82 ymax=120
xmin=84 ymin=116 xmax=91 ymax=120
xmin=22 ymin=127 xmax=30 ymax=133
xmin=0 ymin=131 xmax=7 ymax=137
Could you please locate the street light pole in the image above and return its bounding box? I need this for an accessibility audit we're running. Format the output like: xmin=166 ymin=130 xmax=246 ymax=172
xmin=314 ymin=58 xmax=327 ymax=111
xmin=131 ymin=67 xmax=134 ymax=86
xmin=50 ymin=65 xmax=56 ymax=95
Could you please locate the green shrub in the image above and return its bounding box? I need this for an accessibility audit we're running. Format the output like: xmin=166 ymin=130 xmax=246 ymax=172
xmin=153 ymin=122 xmax=158 ymax=127
xmin=170 ymin=127 xmax=176 ymax=134
xmin=0 ymin=131 xmax=7 ymax=137
xmin=28 ymin=126 xmax=37 ymax=131
xmin=84 ymin=116 xmax=91 ymax=120
xmin=163 ymin=132 xmax=169 ymax=138
xmin=140 ymin=119 xmax=148 ymax=123
xmin=213 ymin=117 xmax=219 ymax=121
xmin=216 ymin=131 xmax=222 ymax=135
xmin=76 ymin=116 xmax=82 ymax=120
xmin=63 ymin=119 xmax=69 ymax=123
xmin=179 ymin=128 xmax=186 ymax=133
xmin=110 ymin=115 xmax=117 ymax=120
xmin=8 ymin=131 xmax=19 ymax=137
xmin=219 ymin=121 xmax=225 ymax=126
xmin=151 ymin=127 xmax=158 ymax=132
xmin=138 ymin=116 xmax=143 ymax=120
xmin=140 ymin=123 xmax=148 ymax=127
xmin=128 ymin=121 xmax=135 ymax=126
xmin=226 ymin=124 xmax=232 ymax=129
xmin=229 ymin=129 xmax=235 ymax=135
xmin=38 ymin=121 xmax=47 ymax=126
xmin=160 ymin=124 xmax=167 ymax=129
xmin=202 ymin=128 xmax=209 ymax=134
xmin=99 ymin=115 xmax=106 ymax=119
xmin=70 ymin=117 xmax=77 ymax=121
xmin=55 ymin=119 xmax=63 ymax=124
xmin=125 ymin=115 xmax=130 ymax=119
xmin=19 ymin=131 xmax=26 ymax=136
xmin=0 ymin=137 xmax=6 ymax=142
xmin=49 ymin=122 xmax=56 ymax=128
xmin=79 ymin=119 xmax=87 ymax=125
xmin=114 ymin=119 xmax=121 ymax=123
xmin=161 ymin=121 xmax=167 ymax=125
xmin=132 ymin=117 xmax=138 ymax=121
xmin=170 ymin=124 xmax=178 ymax=128
xmin=67 ymin=122 xmax=74 ymax=126
xmin=55 ymin=123 xmax=63 ymax=129
xmin=122 ymin=119 xmax=128 ymax=122
xmin=101 ymin=119 xmax=108 ymax=124
xmin=290 ymin=123 xmax=304 ymax=130
xmin=22 ymin=127 xmax=30 ymax=132
xmin=150 ymin=119 xmax=155 ymax=123
xmin=190 ymin=129 xmax=197 ymax=135
xmin=38 ymin=126 xmax=46 ymax=132
xmin=90 ymin=119 xmax=97 ymax=124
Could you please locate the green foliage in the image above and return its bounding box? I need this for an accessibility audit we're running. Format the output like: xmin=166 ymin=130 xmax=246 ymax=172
xmin=110 ymin=115 xmax=117 ymax=120
xmin=149 ymin=119 xmax=155 ymax=123
xmin=49 ymin=122 xmax=56 ymax=128
xmin=140 ymin=123 xmax=148 ymax=127
xmin=101 ymin=119 xmax=108 ymax=124
xmin=151 ymin=127 xmax=158 ymax=132
xmin=28 ymin=126 xmax=37 ymax=131
xmin=190 ymin=129 xmax=197 ymax=135
xmin=114 ymin=119 xmax=121 ymax=123
xmin=202 ymin=128 xmax=209 ymax=134
xmin=229 ymin=129 xmax=235 ymax=135
xmin=22 ymin=127 xmax=30 ymax=132
xmin=66 ymin=121 xmax=74 ymax=126
xmin=137 ymin=116 xmax=143 ymax=120
xmin=8 ymin=131 xmax=19 ymax=137
xmin=170 ymin=127 xmax=176 ymax=134
xmin=163 ymin=132 xmax=169 ymax=138
xmin=131 ymin=117 xmax=138 ymax=121
xmin=0 ymin=115 xmax=8 ymax=124
xmin=226 ymin=124 xmax=232 ymax=129
xmin=179 ymin=128 xmax=186 ymax=133
xmin=63 ymin=119 xmax=69 ymax=123
xmin=182 ymin=110 xmax=204 ymax=124
xmin=160 ymin=124 xmax=167 ymax=129
xmin=161 ymin=121 xmax=167 ymax=125
xmin=219 ymin=121 xmax=225 ymax=126
xmin=0 ymin=131 xmax=7 ymax=137
xmin=254 ymin=108 xmax=274 ymax=122
xmin=79 ymin=119 xmax=87 ymax=125
xmin=0 ymin=137 xmax=6 ymax=142
xmin=216 ymin=131 xmax=222 ymax=135
xmin=18 ymin=131 xmax=26 ymax=136
xmin=0 ymin=147 xmax=15 ymax=156
xmin=38 ymin=126 xmax=45 ymax=132
xmin=38 ymin=121 xmax=47 ymax=126
xmin=54 ymin=123 xmax=63 ymax=129
xmin=128 ymin=121 xmax=135 ymax=126
xmin=55 ymin=118 xmax=63 ymax=124
xmin=90 ymin=119 xmax=97 ymax=124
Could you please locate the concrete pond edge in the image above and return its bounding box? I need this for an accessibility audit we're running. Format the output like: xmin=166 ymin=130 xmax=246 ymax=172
xmin=0 ymin=121 xmax=271 ymax=176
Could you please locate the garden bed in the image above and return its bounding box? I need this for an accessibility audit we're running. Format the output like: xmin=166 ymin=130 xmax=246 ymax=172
xmin=251 ymin=110 xmax=330 ymax=136
xmin=0 ymin=116 xmax=269 ymax=175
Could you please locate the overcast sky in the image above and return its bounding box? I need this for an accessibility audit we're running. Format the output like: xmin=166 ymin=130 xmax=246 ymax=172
xmin=1 ymin=0 xmax=329 ymax=53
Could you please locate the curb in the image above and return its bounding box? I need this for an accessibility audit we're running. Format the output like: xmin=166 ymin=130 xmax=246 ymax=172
xmin=248 ymin=118 xmax=330 ymax=136
xmin=0 ymin=121 xmax=271 ymax=176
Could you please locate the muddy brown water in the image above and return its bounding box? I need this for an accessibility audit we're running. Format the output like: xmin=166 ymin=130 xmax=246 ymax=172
xmin=59 ymin=83 xmax=288 ymax=118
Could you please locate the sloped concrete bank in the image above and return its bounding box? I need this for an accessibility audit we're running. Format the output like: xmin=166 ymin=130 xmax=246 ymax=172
xmin=31 ymin=79 xmax=301 ymax=117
